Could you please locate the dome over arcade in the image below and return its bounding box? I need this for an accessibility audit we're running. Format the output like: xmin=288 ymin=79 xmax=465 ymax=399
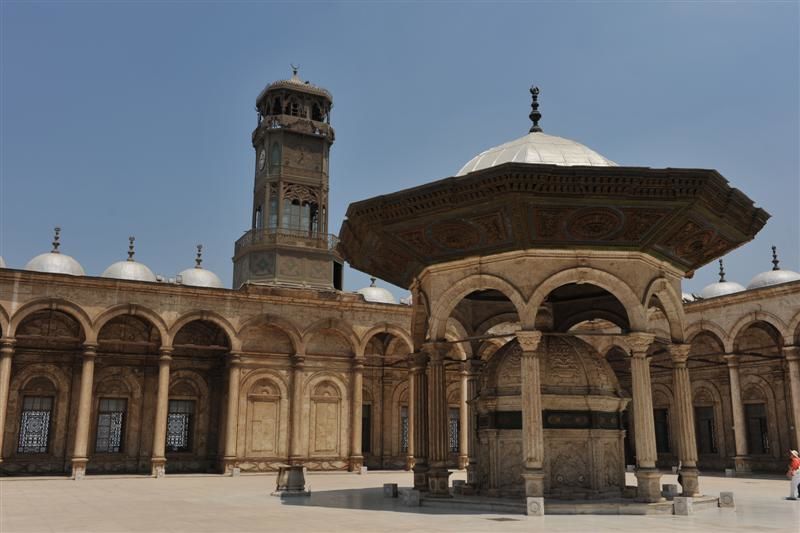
xmin=700 ymin=259 xmax=745 ymax=299
xmin=179 ymin=245 xmax=223 ymax=288
xmin=101 ymin=237 xmax=157 ymax=282
xmin=456 ymin=87 xmax=616 ymax=176
xmin=25 ymin=227 xmax=86 ymax=276
xmin=747 ymin=246 xmax=800 ymax=290
xmin=357 ymin=277 xmax=397 ymax=304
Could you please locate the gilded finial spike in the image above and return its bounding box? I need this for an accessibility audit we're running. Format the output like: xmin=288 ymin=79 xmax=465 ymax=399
xmin=771 ymin=245 xmax=780 ymax=271
xmin=290 ymin=64 xmax=299 ymax=78
xmin=529 ymin=86 xmax=543 ymax=133
xmin=718 ymin=259 xmax=726 ymax=283
xmin=127 ymin=236 xmax=135 ymax=261
xmin=52 ymin=227 xmax=61 ymax=253
xmin=195 ymin=244 xmax=203 ymax=268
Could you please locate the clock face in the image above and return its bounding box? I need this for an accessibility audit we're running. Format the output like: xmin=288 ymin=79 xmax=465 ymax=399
xmin=258 ymin=149 xmax=266 ymax=171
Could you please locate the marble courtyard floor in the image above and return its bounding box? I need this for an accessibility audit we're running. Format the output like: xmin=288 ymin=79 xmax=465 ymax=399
xmin=1 ymin=470 xmax=799 ymax=532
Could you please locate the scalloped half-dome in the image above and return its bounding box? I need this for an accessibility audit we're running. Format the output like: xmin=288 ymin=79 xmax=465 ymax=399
xmin=747 ymin=269 xmax=800 ymax=290
xmin=457 ymin=132 xmax=617 ymax=176
xmin=25 ymin=252 xmax=85 ymax=276
xmin=101 ymin=260 xmax=157 ymax=282
xmin=699 ymin=281 xmax=745 ymax=299
xmin=179 ymin=267 xmax=223 ymax=288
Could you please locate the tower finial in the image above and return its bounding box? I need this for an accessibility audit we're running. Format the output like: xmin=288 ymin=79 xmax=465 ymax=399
xmin=51 ymin=227 xmax=61 ymax=253
xmin=771 ymin=245 xmax=780 ymax=271
xmin=290 ymin=64 xmax=299 ymax=79
xmin=195 ymin=244 xmax=203 ymax=268
xmin=370 ymin=277 xmax=376 ymax=287
xmin=127 ymin=236 xmax=136 ymax=261
xmin=529 ymin=86 xmax=542 ymax=133
xmin=718 ymin=259 xmax=726 ymax=282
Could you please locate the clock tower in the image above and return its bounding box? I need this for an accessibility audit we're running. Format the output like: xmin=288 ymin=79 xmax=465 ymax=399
xmin=233 ymin=68 xmax=343 ymax=290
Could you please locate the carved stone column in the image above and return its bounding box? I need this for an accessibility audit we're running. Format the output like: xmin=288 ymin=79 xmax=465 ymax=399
xmin=0 ymin=338 xmax=15 ymax=466
xmin=423 ymin=342 xmax=451 ymax=497
xmin=289 ymin=354 xmax=305 ymax=463
xmin=71 ymin=343 xmax=98 ymax=480
xmin=517 ymin=331 xmax=545 ymax=498
xmin=151 ymin=347 xmax=172 ymax=477
xmin=349 ymin=357 xmax=365 ymax=471
xmin=724 ymin=354 xmax=749 ymax=472
xmin=628 ymin=332 xmax=661 ymax=502
xmin=410 ymin=351 xmax=429 ymax=490
xmin=783 ymin=346 xmax=800 ymax=450
xmin=669 ymin=344 xmax=699 ymax=496
xmin=406 ymin=355 xmax=415 ymax=470
xmin=465 ymin=358 xmax=483 ymax=488
xmin=458 ymin=363 xmax=469 ymax=470
xmin=222 ymin=352 xmax=242 ymax=474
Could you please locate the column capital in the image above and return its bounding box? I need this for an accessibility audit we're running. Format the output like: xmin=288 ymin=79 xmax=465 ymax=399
xmin=783 ymin=345 xmax=800 ymax=361
xmin=82 ymin=343 xmax=99 ymax=357
xmin=158 ymin=346 xmax=174 ymax=361
xmin=0 ymin=337 xmax=15 ymax=356
xmin=516 ymin=331 xmax=543 ymax=354
xmin=228 ymin=351 xmax=243 ymax=366
xmin=408 ymin=351 xmax=430 ymax=371
xmin=724 ymin=353 xmax=740 ymax=367
xmin=352 ymin=357 xmax=366 ymax=371
xmin=669 ymin=344 xmax=692 ymax=366
xmin=421 ymin=341 xmax=449 ymax=362
xmin=464 ymin=357 xmax=484 ymax=375
xmin=291 ymin=353 xmax=306 ymax=369
xmin=627 ymin=332 xmax=656 ymax=357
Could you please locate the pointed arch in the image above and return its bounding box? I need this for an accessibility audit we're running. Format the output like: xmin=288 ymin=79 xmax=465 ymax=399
xmin=303 ymin=318 xmax=359 ymax=357
xmin=238 ymin=314 xmax=301 ymax=355
xmin=357 ymin=323 xmax=413 ymax=357
xmin=168 ymin=310 xmax=239 ymax=351
xmin=429 ymin=274 xmax=525 ymax=340
xmin=642 ymin=277 xmax=686 ymax=342
xmin=685 ymin=320 xmax=730 ymax=352
xmin=729 ymin=311 xmax=788 ymax=352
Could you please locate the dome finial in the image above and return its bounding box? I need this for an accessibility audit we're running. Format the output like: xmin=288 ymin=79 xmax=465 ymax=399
xmin=127 ymin=236 xmax=136 ymax=261
xmin=718 ymin=259 xmax=727 ymax=282
xmin=195 ymin=244 xmax=203 ymax=268
xmin=771 ymin=245 xmax=780 ymax=271
xmin=369 ymin=277 xmax=376 ymax=287
xmin=51 ymin=227 xmax=61 ymax=254
xmin=290 ymin=64 xmax=299 ymax=80
xmin=529 ymin=86 xmax=543 ymax=133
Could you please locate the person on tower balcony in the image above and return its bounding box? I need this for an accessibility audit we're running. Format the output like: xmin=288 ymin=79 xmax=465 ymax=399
xmin=787 ymin=450 xmax=800 ymax=500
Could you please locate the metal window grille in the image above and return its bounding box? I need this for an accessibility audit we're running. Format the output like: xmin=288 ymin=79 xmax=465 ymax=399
xmin=448 ymin=408 xmax=460 ymax=453
xmin=18 ymin=396 xmax=53 ymax=454
xmin=166 ymin=400 xmax=195 ymax=452
xmin=400 ymin=406 xmax=409 ymax=453
xmin=95 ymin=398 xmax=127 ymax=453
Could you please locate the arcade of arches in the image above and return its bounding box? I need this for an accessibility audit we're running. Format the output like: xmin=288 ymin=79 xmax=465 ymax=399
xmin=1 ymin=266 xmax=799 ymax=501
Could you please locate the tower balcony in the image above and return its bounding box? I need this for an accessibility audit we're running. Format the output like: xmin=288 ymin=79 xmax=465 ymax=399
xmin=234 ymin=228 xmax=339 ymax=256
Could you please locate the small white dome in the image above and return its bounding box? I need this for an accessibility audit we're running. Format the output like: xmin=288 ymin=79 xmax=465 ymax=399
xmin=102 ymin=260 xmax=157 ymax=282
xmin=26 ymin=252 xmax=85 ymax=276
xmin=179 ymin=267 xmax=223 ymax=288
xmin=681 ymin=292 xmax=695 ymax=302
xmin=699 ymin=281 xmax=745 ymax=299
xmin=0 ymin=256 xmax=5 ymax=268
xmin=747 ymin=269 xmax=800 ymax=290
xmin=457 ymin=132 xmax=616 ymax=176
xmin=357 ymin=278 xmax=397 ymax=304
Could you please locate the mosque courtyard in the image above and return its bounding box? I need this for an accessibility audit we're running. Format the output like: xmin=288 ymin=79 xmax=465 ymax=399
xmin=1 ymin=470 xmax=798 ymax=532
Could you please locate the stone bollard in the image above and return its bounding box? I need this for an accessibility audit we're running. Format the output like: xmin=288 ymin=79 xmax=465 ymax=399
xmin=383 ymin=483 xmax=399 ymax=498
xmin=359 ymin=466 xmax=368 ymax=475
xmin=661 ymin=484 xmax=679 ymax=499
xmin=673 ymin=497 xmax=693 ymax=516
xmin=231 ymin=467 xmax=241 ymax=477
xmin=719 ymin=492 xmax=735 ymax=508
xmin=401 ymin=489 xmax=421 ymax=506
xmin=526 ymin=497 xmax=545 ymax=516
xmin=724 ymin=468 xmax=735 ymax=477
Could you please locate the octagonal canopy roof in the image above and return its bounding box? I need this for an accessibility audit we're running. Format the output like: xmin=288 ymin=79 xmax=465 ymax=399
xmin=339 ymin=164 xmax=769 ymax=289
xmin=457 ymin=132 xmax=616 ymax=176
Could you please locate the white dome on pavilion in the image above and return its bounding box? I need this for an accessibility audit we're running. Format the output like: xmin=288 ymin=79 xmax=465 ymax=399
xmin=357 ymin=278 xmax=397 ymax=304
xmin=746 ymin=247 xmax=800 ymax=290
xmin=25 ymin=228 xmax=85 ymax=276
xmin=699 ymin=259 xmax=744 ymax=299
xmin=178 ymin=245 xmax=223 ymax=288
xmin=101 ymin=237 xmax=156 ymax=282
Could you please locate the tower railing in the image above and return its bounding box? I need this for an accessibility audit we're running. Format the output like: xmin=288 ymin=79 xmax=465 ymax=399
xmin=235 ymin=228 xmax=339 ymax=255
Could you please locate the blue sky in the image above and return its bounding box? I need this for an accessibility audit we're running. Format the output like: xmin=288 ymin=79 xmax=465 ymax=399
xmin=1 ymin=1 xmax=798 ymax=299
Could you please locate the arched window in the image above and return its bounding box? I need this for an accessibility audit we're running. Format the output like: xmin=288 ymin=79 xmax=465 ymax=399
xmin=95 ymin=398 xmax=127 ymax=454
xmin=270 ymin=143 xmax=281 ymax=171
xmin=311 ymin=104 xmax=323 ymax=122
xmin=272 ymin=97 xmax=281 ymax=115
xmin=282 ymin=199 xmax=318 ymax=234
xmin=17 ymin=377 xmax=57 ymax=454
xmin=254 ymin=206 xmax=263 ymax=230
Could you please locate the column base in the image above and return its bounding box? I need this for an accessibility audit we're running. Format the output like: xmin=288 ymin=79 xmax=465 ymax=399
xmin=457 ymin=455 xmax=468 ymax=470
xmin=348 ymin=455 xmax=364 ymax=472
xmin=413 ymin=463 xmax=429 ymax=492
xmin=151 ymin=457 xmax=166 ymax=478
xmin=221 ymin=457 xmax=239 ymax=475
xmin=405 ymin=455 xmax=415 ymax=471
xmin=679 ymin=466 xmax=700 ymax=496
xmin=71 ymin=458 xmax=88 ymax=480
xmin=426 ymin=468 xmax=452 ymax=498
xmin=522 ymin=469 xmax=545 ymax=497
xmin=635 ymin=468 xmax=663 ymax=503
xmin=734 ymin=456 xmax=751 ymax=473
